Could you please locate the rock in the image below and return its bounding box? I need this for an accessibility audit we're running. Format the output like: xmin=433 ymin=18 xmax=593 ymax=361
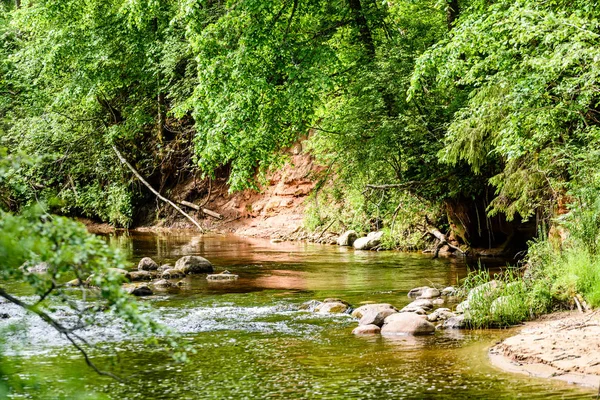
xmin=442 ymin=315 xmax=466 ymax=329
xmin=399 ymin=306 xmax=427 ymax=315
xmin=352 ymin=324 xmax=381 ymax=335
xmin=381 ymin=313 xmax=436 ymax=336
xmin=161 ymin=269 xmax=184 ymax=279
xmin=126 ymin=270 xmax=152 ymax=281
xmin=299 ymin=300 xmax=323 ymax=311
xmin=408 ymin=286 xmax=431 ymax=298
xmin=126 ymin=285 xmax=153 ymax=296
xmin=353 ymin=231 xmax=384 ymax=250
xmin=337 ymin=230 xmax=358 ymax=246
xmin=175 ymin=256 xmax=214 ymax=274
xmin=467 ymin=280 xmax=503 ymax=303
xmin=417 ymin=287 xmax=441 ymax=299
xmin=157 ymin=264 xmax=173 ymax=273
xmin=359 ymin=308 xmax=398 ymax=327
xmin=455 ymin=300 xmax=470 ymax=314
xmin=151 ymin=279 xmax=172 ymax=289
xmin=207 ymin=271 xmax=239 ymax=281
xmin=351 ymin=303 xmax=398 ymax=319
xmin=403 ymin=299 xmax=433 ymax=311
xmin=441 ymin=286 xmax=458 ymax=296
xmin=432 ymin=298 xmax=445 ymax=305
xmin=137 ymin=257 xmax=158 ymax=271
xmin=323 ymin=298 xmax=352 ymax=307
xmin=109 ymin=268 xmax=128 ymax=276
xmin=427 ymin=308 xmax=456 ymax=322
xmin=315 ymin=301 xmax=350 ymax=314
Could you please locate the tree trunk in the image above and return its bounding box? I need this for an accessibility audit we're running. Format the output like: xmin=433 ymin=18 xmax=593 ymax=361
xmin=447 ymin=0 xmax=460 ymax=30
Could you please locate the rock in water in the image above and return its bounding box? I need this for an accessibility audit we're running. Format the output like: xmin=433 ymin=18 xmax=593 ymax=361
xmin=402 ymin=299 xmax=433 ymax=312
xmin=299 ymin=300 xmax=323 ymax=312
xmin=315 ymin=301 xmax=350 ymax=314
xmin=175 ymin=256 xmax=214 ymax=274
xmin=126 ymin=285 xmax=153 ymax=296
xmin=126 ymin=270 xmax=151 ymax=281
xmin=417 ymin=288 xmax=441 ymax=299
xmin=157 ymin=264 xmax=173 ymax=273
xmin=352 ymin=324 xmax=381 ymax=335
xmin=137 ymin=257 xmax=158 ymax=271
xmin=151 ymin=279 xmax=172 ymax=289
xmin=351 ymin=303 xmax=398 ymax=319
xmin=161 ymin=269 xmax=184 ymax=279
xmin=337 ymin=230 xmax=358 ymax=246
xmin=207 ymin=271 xmax=239 ymax=281
xmin=359 ymin=308 xmax=398 ymax=327
xmin=381 ymin=313 xmax=436 ymax=336
xmin=353 ymin=231 xmax=384 ymax=250
xmin=407 ymin=286 xmax=431 ymax=298
xmin=441 ymin=315 xmax=466 ymax=329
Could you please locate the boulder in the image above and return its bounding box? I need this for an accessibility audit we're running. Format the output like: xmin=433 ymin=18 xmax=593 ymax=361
xmin=126 ymin=285 xmax=153 ymax=296
xmin=151 ymin=279 xmax=172 ymax=289
xmin=441 ymin=286 xmax=458 ymax=296
xmin=417 ymin=287 xmax=441 ymax=299
xmin=323 ymin=298 xmax=352 ymax=307
xmin=455 ymin=300 xmax=470 ymax=314
xmin=352 ymin=324 xmax=381 ymax=335
xmin=441 ymin=315 xmax=466 ymax=329
xmin=427 ymin=308 xmax=456 ymax=322
xmin=432 ymin=298 xmax=445 ymax=305
xmin=315 ymin=301 xmax=350 ymax=314
xmin=161 ymin=269 xmax=184 ymax=279
xmin=175 ymin=256 xmax=214 ymax=274
xmin=157 ymin=264 xmax=173 ymax=273
xmin=299 ymin=300 xmax=323 ymax=312
xmin=381 ymin=313 xmax=436 ymax=336
xmin=137 ymin=257 xmax=158 ymax=271
xmin=351 ymin=303 xmax=397 ymax=319
xmin=353 ymin=231 xmax=384 ymax=250
xmin=359 ymin=308 xmax=398 ymax=327
xmin=408 ymin=286 xmax=431 ymax=298
xmin=403 ymin=299 xmax=433 ymax=311
xmin=126 ymin=270 xmax=151 ymax=281
xmin=337 ymin=230 xmax=358 ymax=247
xmin=207 ymin=271 xmax=239 ymax=281
xmin=399 ymin=306 xmax=427 ymax=315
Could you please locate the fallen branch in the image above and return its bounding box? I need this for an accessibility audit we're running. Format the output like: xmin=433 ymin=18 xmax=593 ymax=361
xmin=177 ymin=200 xmax=223 ymax=220
xmin=112 ymin=145 xmax=204 ymax=233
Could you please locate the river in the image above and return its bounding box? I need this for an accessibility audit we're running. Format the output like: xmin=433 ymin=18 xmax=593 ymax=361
xmin=1 ymin=231 xmax=593 ymax=399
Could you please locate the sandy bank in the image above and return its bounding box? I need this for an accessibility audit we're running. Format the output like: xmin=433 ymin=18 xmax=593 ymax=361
xmin=489 ymin=311 xmax=600 ymax=388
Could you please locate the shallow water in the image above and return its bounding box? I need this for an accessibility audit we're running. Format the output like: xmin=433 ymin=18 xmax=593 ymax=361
xmin=1 ymin=232 xmax=594 ymax=399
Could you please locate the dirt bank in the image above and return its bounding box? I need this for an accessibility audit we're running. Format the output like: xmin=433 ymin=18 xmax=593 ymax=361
xmin=489 ymin=311 xmax=600 ymax=388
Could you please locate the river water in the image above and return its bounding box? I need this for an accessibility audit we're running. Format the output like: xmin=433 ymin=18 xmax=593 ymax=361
xmin=1 ymin=232 xmax=594 ymax=399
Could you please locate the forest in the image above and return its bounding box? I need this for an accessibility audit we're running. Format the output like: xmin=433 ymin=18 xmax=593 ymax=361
xmin=2 ymin=0 xmax=600 ymax=398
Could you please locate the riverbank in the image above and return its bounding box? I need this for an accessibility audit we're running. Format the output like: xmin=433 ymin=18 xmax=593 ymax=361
xmin=489 ymin=311 xmax=600 ymax=388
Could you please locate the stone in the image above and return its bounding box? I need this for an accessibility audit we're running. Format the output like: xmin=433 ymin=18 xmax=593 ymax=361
xmin=455 ymin=300 xmax=470 ymax=314
xmin=359 ymin=308 xmax=398 ymax=327
xmin=175 ymin=256 xmax=214 ymax=274
xmin=417 ymin=287 xmax=441 ymax=299
xmin=353 ymin=231 xmax=384 ymax=250
xmin=352 ymin=324 xmax=381 ymax=335
xmin=157 ymin=264 xmax=173 ymax=273
xmin=127 ymin=285 xmax=153 ymax=296
xmin=381 ymin=312 xmax=436 ymax=336
xmin=126 ymin=270 xmax=152 ymax=281
xmin=299 ymin=300 xmax=323 ymax=311
xmin=207 ymin=271 xmax=239 ymax=281
xmin=351 ymin=303 xmax=398 ymax=319
xmin=441 ymin=286 xmax=458 ymax=296
xmin=161 ymin=269 xmax=184 ymax=279
xmin=137 ymin=257 xmax=158 ymax=271
xmin=337 ymin=230 xmax=358 ymax=246
xmin=442 ymin=315 xmax=466 ymax=329
xmin=399 ymin=306 xmax=427 ymax=315
xmin=315 ymin=301 xmax=350 ymax=314
xmin=427 ymin=309 xmax=456 ymax=322
xmin=432 ymin=298 xmax=445 ymax=305
xmin=403 ymin=299 xmax=433 ymax=311
xmin=467 ymin=280 xmax=503 ymax=303
xmin=151 ymin=279 xmax=172 ymax=289
xmin=323 ymin=298 xmax=352 ymax=307
xmin=408 ymin=286 xmax=431 ymax=298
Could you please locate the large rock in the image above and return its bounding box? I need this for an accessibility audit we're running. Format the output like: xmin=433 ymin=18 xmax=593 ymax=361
xmin=157 ymin=264 xmax=173 ymax=273
xmin=126 ymin=270 xmax=151 ymax=281
xmin=126 ymin=285 xmax=153 ymax=297
xmin=315 ymin=301 xmax=350 ymax=314
xmin=161 ymin=269 xmax=184 ymax=279
xmin=175 ymin=256 xmax=214 ymax=274
xmin=359 ymin=308 xmax=398 ymax=327
xmin=381 ymin=313 xmax=436 ymax=336
xmin=417 ymin=288 xmax=441 ymax=299
xmin=408 ymin=286 xmax=431 ymax=298
xmin=353 ymin=231 xmax=384 ymax=250
xmin=337 ymin=230 xmax=358 ymax=246
xmin=137 ymin=257 xmax=158 ymax=271
xmin=151 ymin=279 xmax=173 ymax=289
xmin=441 ymin=286 xmax=458 ymax=296
xmin=427 ymin=308 xmax=456 ymax=322
xmin=441 ymin=315 xmax=466 ymax=329
xmin=351 ymin=303 xmax=397 ymax=319
xmin=299 ymin=300 xmax=323 ymax=312
xmin=455 ymin=300 xmax=470 ymax=314
xmin=402 ymin=299 xmax=433 ymax=312
xmin=352 ymin=324 xmax=381 ymax=335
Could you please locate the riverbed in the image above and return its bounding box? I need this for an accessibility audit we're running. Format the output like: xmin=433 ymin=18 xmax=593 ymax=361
xmin=1 ymin=232 xmax=594 ymax=399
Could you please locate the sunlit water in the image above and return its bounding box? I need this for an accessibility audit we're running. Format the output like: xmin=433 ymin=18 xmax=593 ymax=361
xmin=0 ymin=232 xmax=594 ymax=399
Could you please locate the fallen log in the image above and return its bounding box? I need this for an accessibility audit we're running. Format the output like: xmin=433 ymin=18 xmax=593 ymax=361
xmin=112 ymin=145 xmax=205 ymax=233
xmin=428 ymin=227 xmax=466 ymax=259
xmin=177 ymin=200 xmax=222 ymax=220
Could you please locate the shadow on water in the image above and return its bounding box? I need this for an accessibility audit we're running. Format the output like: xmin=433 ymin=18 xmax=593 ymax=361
xmin=1 ymin=231 xmax=594 ymax=399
